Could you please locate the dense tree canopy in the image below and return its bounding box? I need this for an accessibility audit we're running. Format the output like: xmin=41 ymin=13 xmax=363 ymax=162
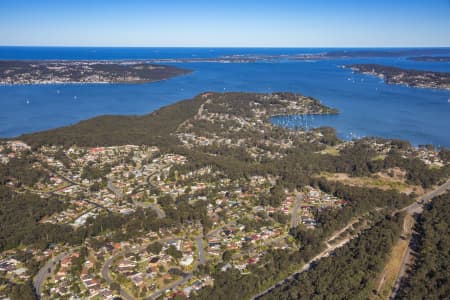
xmin=261 ymin=214 xmax=404 ymax=300
xmin=396 ymin=193 xmax=450 ymax=299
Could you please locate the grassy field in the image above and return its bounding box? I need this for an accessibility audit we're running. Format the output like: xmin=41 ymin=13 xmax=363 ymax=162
xmin=371 ymin=214 xmax=414 ymax=299
xmin=318 ymin=172 xmax=414 ymax=193
xmin=372 ymin=154 xmax=387 ymax=161
xmin=317 ymin=146 xmax=340 ymax=156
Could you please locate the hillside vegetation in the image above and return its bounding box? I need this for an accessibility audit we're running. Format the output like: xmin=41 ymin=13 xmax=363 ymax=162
xmin=19 ymin=95 xmax=204 ymax=149
xmin=396 ymin=193 xmax=450 ymax=299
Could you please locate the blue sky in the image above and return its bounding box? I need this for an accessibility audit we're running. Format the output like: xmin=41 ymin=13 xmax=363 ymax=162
xmin=0 ymin=0 xmax=449 ymax=47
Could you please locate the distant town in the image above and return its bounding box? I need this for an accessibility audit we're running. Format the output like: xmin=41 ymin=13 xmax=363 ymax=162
xmin=0 ymin=60 xmax=190 ymax=85
xmin=345 ymin=64 xmax=450 ymax=91
xmin=408 ymin=56 xmax=450 ymax=62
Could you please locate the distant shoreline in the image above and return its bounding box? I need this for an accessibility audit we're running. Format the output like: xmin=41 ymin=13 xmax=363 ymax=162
xmin=345 ymin=64 xmax=450 ymax=91
xmin=408 ymin=56 xmax=450 ymax=62
xmin=0 ymin=60 xmax=191 ymax=85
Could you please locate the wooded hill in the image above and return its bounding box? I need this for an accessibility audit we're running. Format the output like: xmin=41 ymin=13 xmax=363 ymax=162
xmin=19 ymin=94 xmax=204 ymax=149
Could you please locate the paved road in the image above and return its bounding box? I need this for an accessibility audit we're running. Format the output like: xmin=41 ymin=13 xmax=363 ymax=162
xmin=195 ymin=235 xmax=206 ymax=265
xmin=108 ymin=171 xmax=166 ymax=218
xmin=390 ymin=179 xmax=450 ymax=299
xmin=101 ymin=234 xmax=204 ymax=300
xmin=33 ymin=251 xmax=71 ymax=298
xmin=47 ymin=168 xmax=82 ymax=186
xmin=45 ymin=167 xmax=110 ymax=212
xmin=101 ymin=251 xmax=135 ymax=300
xmin=290 ymin=193 xmax=302 ymax=229
xmin=145 ymin=273 xmax=193 ymax=300
xmin=108 ymin=173 xmax=166 ymax=218
xmin=107 ymin=177 xmax=124 ymax=199
xmin=146 ymin=168 xmax=161 ymax=192
xmin=206 ymin=221 xmax=236 ymax=238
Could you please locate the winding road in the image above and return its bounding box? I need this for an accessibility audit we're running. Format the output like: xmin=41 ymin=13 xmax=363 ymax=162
xmin=33 ymin=251 xmax=71 ymax=298
xmin=101 ymin=251 xmax=135 ymax=300
xmin=107 ymin=177 xmax=124 ymax=199
xmin=144 ymin=274 xmax=193 ymax=300
xmin=100 ymin=234 xmax=205 ymax=300
xmin=107 ymin=173 xmax=166 ymax=218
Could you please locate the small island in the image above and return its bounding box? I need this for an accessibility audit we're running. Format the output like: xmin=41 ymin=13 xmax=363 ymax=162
xmin=0 ymin=60 xmax=191 ymax=85
xmin=345 ymin=64 xmax=450 ymax=91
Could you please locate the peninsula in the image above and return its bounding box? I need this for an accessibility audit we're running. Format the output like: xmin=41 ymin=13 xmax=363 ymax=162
xmin=345 ymin=64 xmax=450 ymax=90
xmin=0 ymin=60 xmax=191 ymax=85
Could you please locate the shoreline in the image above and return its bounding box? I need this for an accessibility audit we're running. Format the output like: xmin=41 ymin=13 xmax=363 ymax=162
xmin=1 ymin=92 xmax=445 ymax=150
xmin=0 ymin=60 xmax=191 ymax=85
xmin=344 ymin=64 xmax=450 ymax=91
xmin=0 ymin=71 xmax=193 ymax=86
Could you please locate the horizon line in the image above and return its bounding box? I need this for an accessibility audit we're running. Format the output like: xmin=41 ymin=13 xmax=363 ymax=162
xmin=1 ymin=45 xmax=450 ymax=49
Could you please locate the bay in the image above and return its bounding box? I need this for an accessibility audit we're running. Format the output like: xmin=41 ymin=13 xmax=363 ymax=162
xmin=0 ymin=47 xmax=449 ymax=147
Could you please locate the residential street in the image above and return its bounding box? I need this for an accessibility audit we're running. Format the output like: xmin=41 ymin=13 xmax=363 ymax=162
xmin=33 ymin=251 xmax=71 ymax=298
xmin=100 ymin=234 xmax=202 ymax=300
xmin=195 ymin=235 xmax=206 ymax=265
